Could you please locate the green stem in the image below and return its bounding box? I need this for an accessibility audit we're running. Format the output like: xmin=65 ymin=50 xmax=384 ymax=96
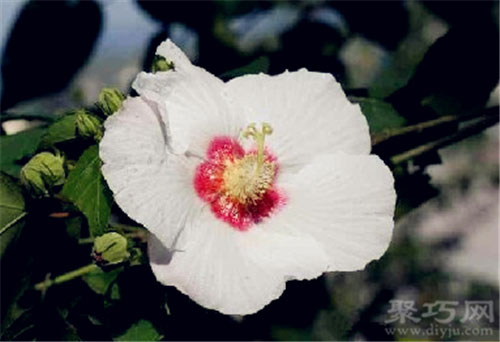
xmin=372 ymin=106 xmax=499 ymax=146
xmin=109 ymin=223 xmax=145 ymax=232
xmin=390 ymin=114 xmax=499 ymax=165
xmin=34 ymin=264 xmax=98 ymax=291
xmin=78 ymin=237 xmax=95 ymax=244
xmin=78 ymin=231 xmax=147 ymax=244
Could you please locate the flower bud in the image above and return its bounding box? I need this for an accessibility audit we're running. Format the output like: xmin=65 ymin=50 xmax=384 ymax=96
xmin=92 ymin=232 xmax=130 ymax=266
xmin=151 ymin=55 xmax=174 ymax=73
xmin=96 ymin=88 xmax=125 ymax=116
xmin=20 ymin=152 xmax=65 ymax=197
xmin=76 ymin=110 xmax=103 ymax=141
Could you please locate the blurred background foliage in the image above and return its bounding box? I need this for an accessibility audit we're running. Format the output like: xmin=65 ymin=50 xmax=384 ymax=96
xmin=0 ymin=0 xmax=499 ymax=341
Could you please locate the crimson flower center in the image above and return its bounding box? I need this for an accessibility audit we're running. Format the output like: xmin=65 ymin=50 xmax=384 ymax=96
xmin=194 ymin=124 xmax=285 ymax=230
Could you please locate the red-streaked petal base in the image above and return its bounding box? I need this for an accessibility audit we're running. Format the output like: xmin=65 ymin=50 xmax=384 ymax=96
xmin=194 ymin=137 xmax=285 ymax=231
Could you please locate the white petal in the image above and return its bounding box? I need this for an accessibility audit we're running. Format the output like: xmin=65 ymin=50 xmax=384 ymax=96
xmin=160 ymin=66 xmax=246 ymax=157
xmin=225 ymin=69 xmax=371 ymax=168
xmin=148 ymin=209 xmax=329 ymax=315
xmin=133 ymin=39 xmax=246 ymax=157
xmin=132 ymin=71 xmax=178 ymax=109
xmin=131 ymin=39 xmax=197 ymax=105
xmin=265 ymin=152 xmax=396 ymax=272
xmin=100 ymin=97 xmax=201 ymax=248
xmin=156 ymin=39 xmax=194 ymax=72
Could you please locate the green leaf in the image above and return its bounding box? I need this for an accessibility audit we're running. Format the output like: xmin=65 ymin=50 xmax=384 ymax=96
xmin=115 ymin=320 xmax=162 ymax=341
xmin=65 ymin=216 xmax=82 ymax=240
xmin=220 ymin=56 xmax=270 ymax=79
xmin=83 ymin=267 xmax=122 ymax=295
xmin=0 ymin=308 xmax=37 ymax=341
xmin=0 ymin=173 xmax=26 ymax=236
xmin=0 ymin=127 xmax=46 ymax=177
xmin=0 ymin=174 xmax=33 ymax=335
xmin=271 ymin=326 xmax=312 ymax=341
xmin=110 ymin=282 xmax=121 ymax=300
xmin=61 ymin=145 xmax=112 ymax=237
xmin=40 ymin=114 xmax=77 ymax=147
xmin=352 ymin=97 xmax=407 ymax=133
xmin=1 ymin=111 xmax=58 ymax=123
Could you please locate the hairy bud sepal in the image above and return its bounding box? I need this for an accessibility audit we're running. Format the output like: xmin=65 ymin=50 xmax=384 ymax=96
xmin=76 ymin=110 xmax=103 ymax=141
xmin=92 ymin=232 xmax=130 ymax=267
xmin=20 ymin=152 xmax=65 ymax=197
xmin=96 ymin=88 xmax=125 ymax=117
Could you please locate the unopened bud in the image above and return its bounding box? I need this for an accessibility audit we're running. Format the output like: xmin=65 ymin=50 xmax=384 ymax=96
xmin=92 ymin=232 xmax=129 ymax=266
xmin=76 ymin=110 xmax=103 ymax=141
xmin=20 ymin=152 xmax=65 ymax=197
xmin=96 ymin=88 xmax=125 ymax=116
xmin=151 ymin=55 xmax=174 ymax=73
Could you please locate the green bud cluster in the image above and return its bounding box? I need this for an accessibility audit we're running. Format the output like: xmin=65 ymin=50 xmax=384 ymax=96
xmin=20 ymin=152 xmax=65 ymax=197
xmin=96 ymin=88 xmax=125 ymax=117
xmin=92 ymin=232 xmax=130 ymax=266
xmin=76 ymin=110 xmax=103 ymax=141
xmin=151 ymin=55 xmax=174 ymax=73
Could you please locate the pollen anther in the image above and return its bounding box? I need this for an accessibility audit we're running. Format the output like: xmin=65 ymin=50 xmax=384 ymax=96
xmin=221 ymin=123 xmax=276 ymax=204
xmin=222 ymin=155 xmax=275 ymax=204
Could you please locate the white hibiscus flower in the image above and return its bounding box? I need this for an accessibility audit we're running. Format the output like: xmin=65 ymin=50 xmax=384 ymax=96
xmin=99 ymin=39 xmax=396 ymax=315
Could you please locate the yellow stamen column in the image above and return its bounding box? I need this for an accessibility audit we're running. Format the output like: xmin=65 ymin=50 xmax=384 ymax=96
xmin=222 ymin=123 xmax=276 ymax=204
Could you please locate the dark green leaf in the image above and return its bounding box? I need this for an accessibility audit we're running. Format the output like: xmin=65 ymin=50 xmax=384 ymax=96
xmin=65 ymin=216 xmax=82 ymax=240
xmin=0 ymin=111 xmax=58 ymax=123
xmin=40 ymin=114 xmax=77 ymax=147
xmin=352 ymin=97 xmax=407 ymax=133
xmin=0 ymin=173 xmax=26 ymax=239
xmin=0 ymin=176 xmax=29 ymax=335
xmin=83 ymin=267 xmax=122 ymax=295
xmin=110 ymin=282 xmax=121 ymax=300
xmin=0 ymin=174 xmax=33 ymax=335
xmin=61 ymin=145 xmax=112 ymax=237
xmin=0 ymin=127 xmax=46 ymax=177
xmin=271 ymin=326 xmax=312 ymax=341
xmin=332 ymin=2 xmax=408 ymax=50
xmin=115 ymin=320 xmax=162 ymax=341
xmin=384 ymin=19 xmax=499 ymax=121
xmin=0 ymin=308 xmax=37 ymax=341
xmin=129 ymin=247 xmax=145 ymax=266
xmin=394 ymin=170 xmax=438 ymax=219
xmin=0 ymin=217 xmax=24 ymax=261
xmin=1 ymin=1 xmax=102 ymax=109
xmin=367 ymin=2 xmax=436 ymax=99
xmin=220 ymin=56 xmax=270 ymax=79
